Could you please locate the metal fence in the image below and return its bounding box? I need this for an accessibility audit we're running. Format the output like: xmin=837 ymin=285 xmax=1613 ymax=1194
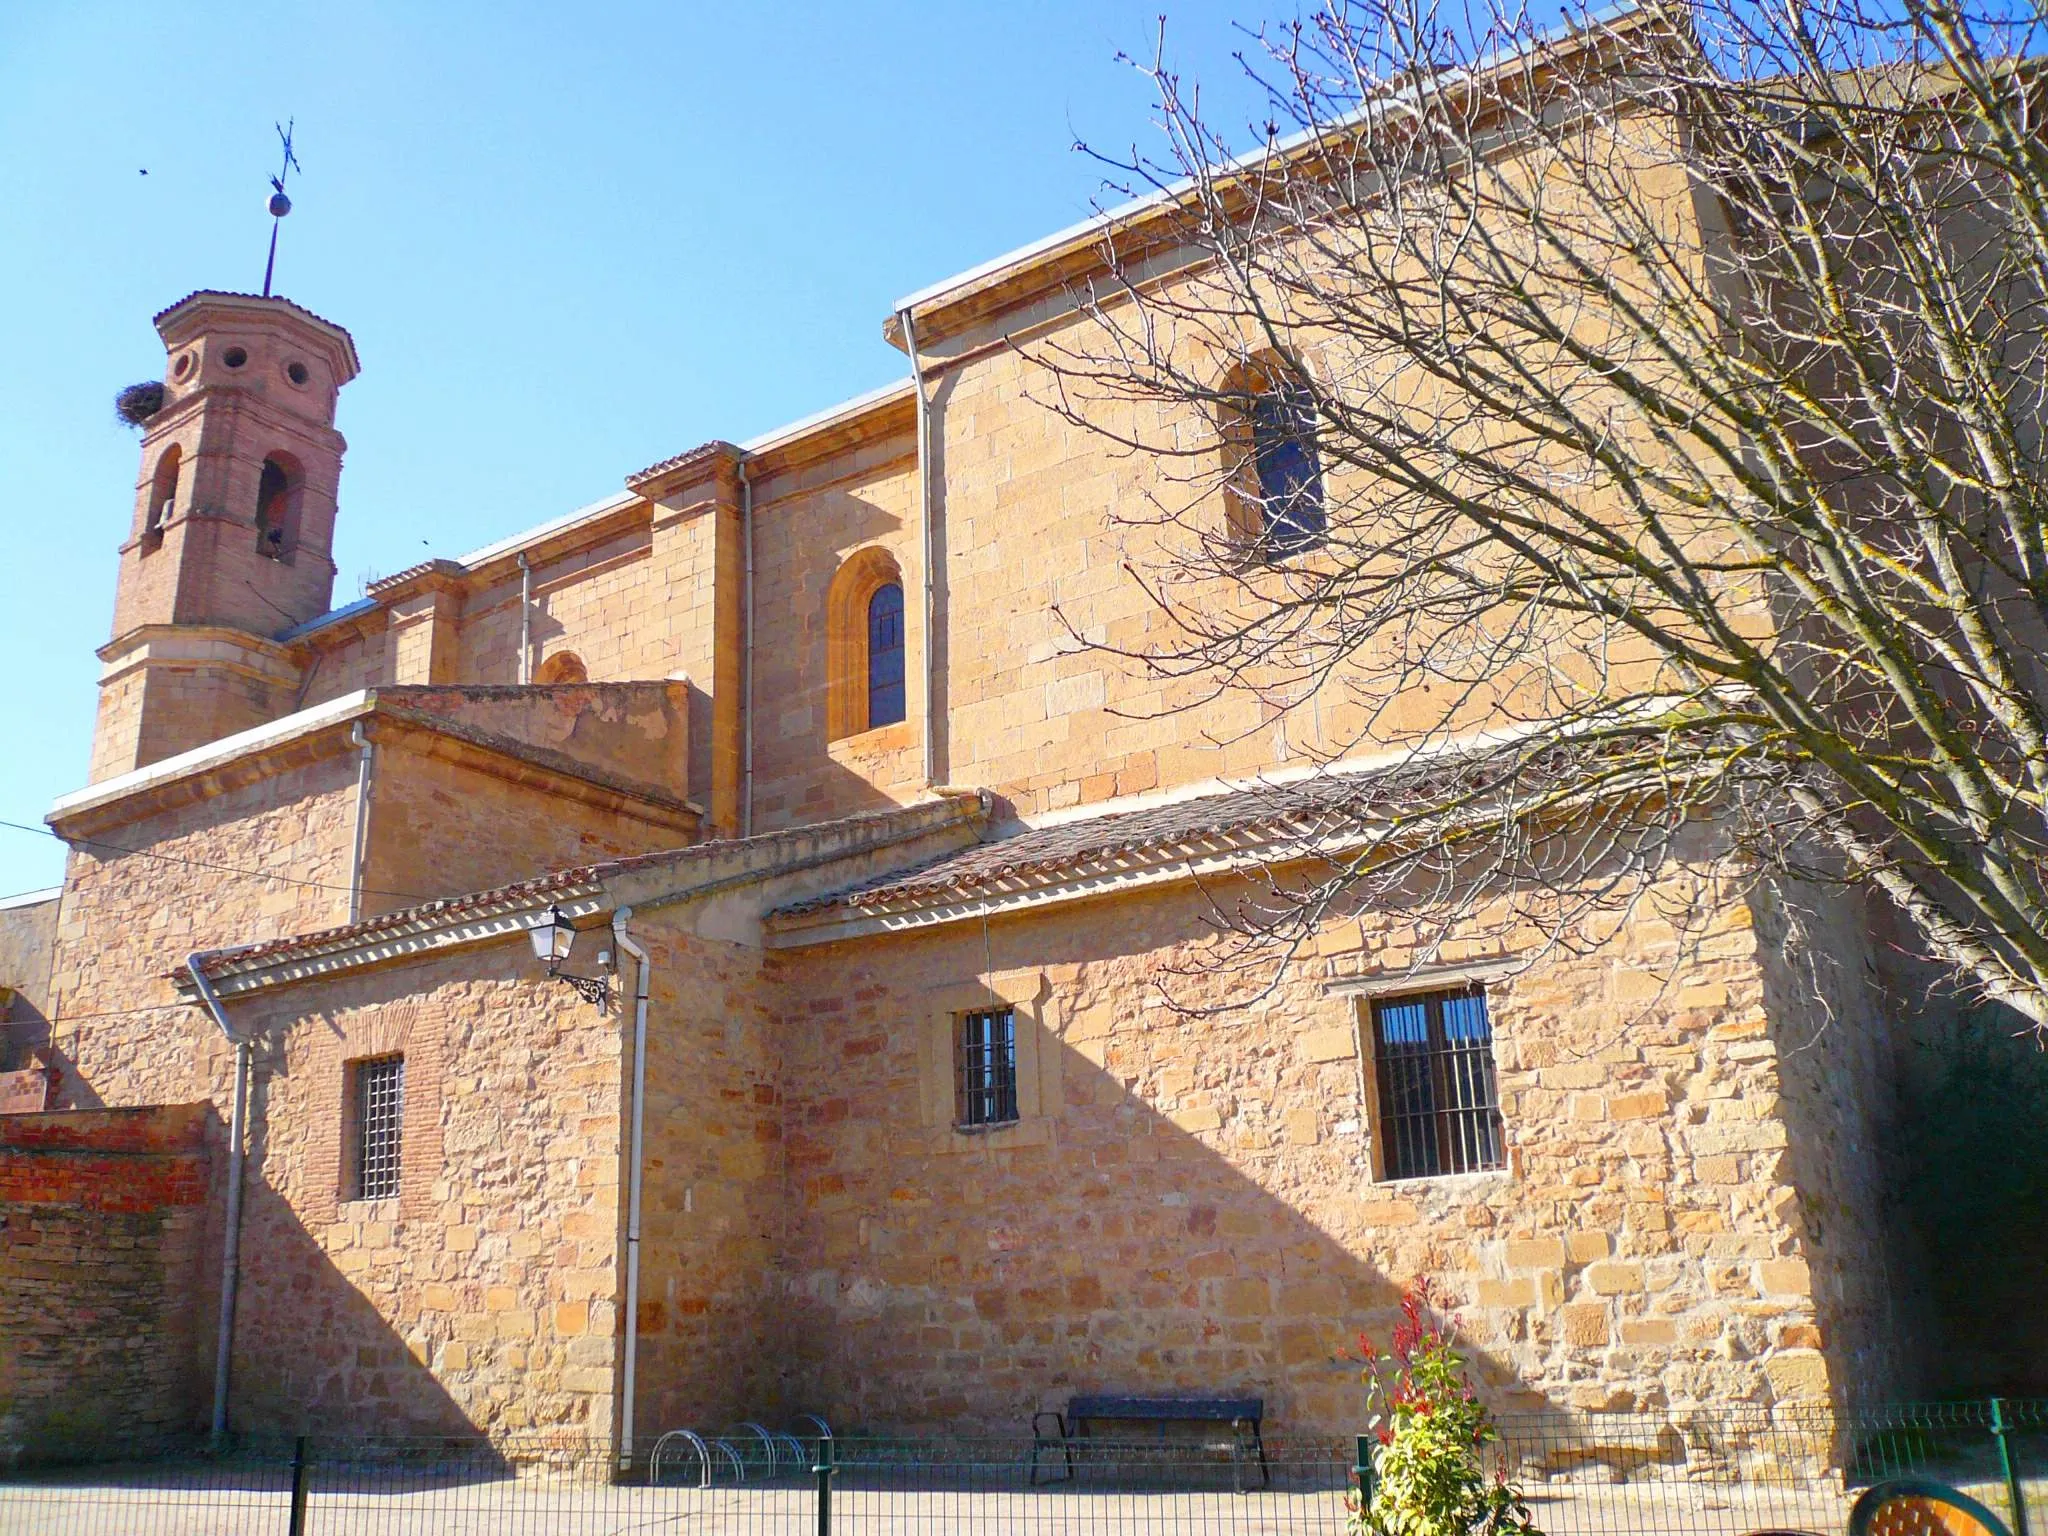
xmin=2 ymin=1400 xmax=2044 ymax=1536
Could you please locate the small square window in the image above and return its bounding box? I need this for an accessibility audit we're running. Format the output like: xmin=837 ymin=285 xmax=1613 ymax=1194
xmin=956 ymin=1008 xmax=1018 ymax=1129
xmin=1370 ymin=988 xmax=1504 ymax=1180
xmin=351 ymin=1056 xmax=404 ymax=1201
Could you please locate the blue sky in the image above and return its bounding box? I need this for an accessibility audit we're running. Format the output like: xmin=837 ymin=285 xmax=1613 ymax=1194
xmin=0 ymin=1 xmax=1273 ymax=896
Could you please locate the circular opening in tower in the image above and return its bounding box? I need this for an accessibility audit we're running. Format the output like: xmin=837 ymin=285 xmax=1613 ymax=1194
xmin=172 ymin=353 xmax=196 ymax=382
xmin=222 ymin=346 xmax=248 ymax=370
xmin=286 ymin=361 xmax=310 ymax=386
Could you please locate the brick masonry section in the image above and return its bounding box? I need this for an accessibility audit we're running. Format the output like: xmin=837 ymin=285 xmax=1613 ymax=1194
xmin=0 ymin=1105 xmax=215 ymax=1467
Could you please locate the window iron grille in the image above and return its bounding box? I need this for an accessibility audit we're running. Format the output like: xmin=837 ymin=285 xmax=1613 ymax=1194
xmin=1371 ymin=988 xmax=1504 ymax=1180
xmin=956 ymin=1007 xmax=1018 ymax=1128
xmin=354 ymin=1055 xmax=404 ymax=1201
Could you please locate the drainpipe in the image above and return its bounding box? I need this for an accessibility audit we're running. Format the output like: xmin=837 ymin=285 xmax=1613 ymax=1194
xmin=897 ymin=307 xmax=938 ymax=789
xmin=517 ymin=553 xmax=533 ymax=684
xmin=610 ymin=907 xmax=652 ymax=1471
xmin=739 ymin=458 xmax=755 ymax=839
xmin=188 ymin=953 xmax=250 ymax=1448
xmin=347 ymin=722 xmax=374 ymax=925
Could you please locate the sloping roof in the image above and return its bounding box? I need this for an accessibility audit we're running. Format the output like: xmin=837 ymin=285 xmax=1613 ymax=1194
xmin=179 ymin=794 xmax=989 ymax=988
xmin=181 ymin=862 xmax=617 ymax=981
xmin=776 ymin=771 xmax=1406 ymax=919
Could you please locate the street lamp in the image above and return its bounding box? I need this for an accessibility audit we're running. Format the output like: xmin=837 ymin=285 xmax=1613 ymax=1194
xmin=527 ymin=905 xmax=610 ymax=1007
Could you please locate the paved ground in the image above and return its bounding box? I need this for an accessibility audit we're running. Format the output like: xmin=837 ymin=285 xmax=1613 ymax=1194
xmin=0 ymin=1476 xmax=1861 ymax=1536
xmin=5 ymin=1466 xmax=2042 ymax=1536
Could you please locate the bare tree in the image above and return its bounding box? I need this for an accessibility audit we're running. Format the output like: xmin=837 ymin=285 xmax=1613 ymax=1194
xmin=1033 ymin=0 xmax=2048 ymax=1025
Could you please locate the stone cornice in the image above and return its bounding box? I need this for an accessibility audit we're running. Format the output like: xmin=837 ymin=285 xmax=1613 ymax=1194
xmin=283 ymin=497 xmax=655 ymax=653
xmin=96 ymin=624 xmax=302 ymax=685
xmin=365 ymin=559 xmax=467 ymax=603
xmin=626 ymin=440 xmax=742 ymax=499
xmin=48 ymin=688 xmax=699 ymax=841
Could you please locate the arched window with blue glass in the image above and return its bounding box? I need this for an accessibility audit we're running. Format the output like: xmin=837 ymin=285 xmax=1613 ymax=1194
xmin=1222 ymin=354 xmax=1326 ymax=557
xmin=866 ymin=581 xmax=906 ymax=729
xmin=826 ymin=546 xmax=909 ymax=742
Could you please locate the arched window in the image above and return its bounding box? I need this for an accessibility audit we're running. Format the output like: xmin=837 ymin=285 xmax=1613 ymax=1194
xmin=867 ymin=583 xmax=906 ymax=728
xmin=255 ymin=454 xmax=301 ymax=561
xmin=1220 ymin=355 xmax=1326 ymax=557
xmin=142 ymin=445 xmax=180 ymax=553
xmin=825 ymin=546 xmax=908 ymax=741
xmin=535 ymin=651 xmax=588 ymax=685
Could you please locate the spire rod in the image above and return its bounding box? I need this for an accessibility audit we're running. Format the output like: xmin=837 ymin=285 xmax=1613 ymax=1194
xmin=261 ymin=119 xmax=300 ymax=299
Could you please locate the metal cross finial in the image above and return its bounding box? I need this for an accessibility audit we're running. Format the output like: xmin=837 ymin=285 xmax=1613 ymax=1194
xmin=261 ymin=119 xmax=301 ymax=299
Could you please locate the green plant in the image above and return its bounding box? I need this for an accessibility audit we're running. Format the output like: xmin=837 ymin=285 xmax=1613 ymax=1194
xmin=1348 ymin=1284 xmax=1540 ymax=1536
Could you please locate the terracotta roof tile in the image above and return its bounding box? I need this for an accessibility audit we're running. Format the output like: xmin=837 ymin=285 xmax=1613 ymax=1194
xmin=625 ymin=440 xmax=740 ymax=491
xmin=151 ymin=289 xmax=356 ymax=342
xmin=775 ymin=773 xmax=1382 ymax=917
xmin=775 ymin=741 xmax=1563 ymax=919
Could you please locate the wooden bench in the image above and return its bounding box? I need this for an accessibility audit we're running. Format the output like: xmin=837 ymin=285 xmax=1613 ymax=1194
xmin=1029 ymin=1395 xmax=1269 ymax=1491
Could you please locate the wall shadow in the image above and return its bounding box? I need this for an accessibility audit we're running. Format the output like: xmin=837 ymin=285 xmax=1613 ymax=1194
xmin=758 ymin=894 xmax=1570 ymax=1448
xmin=218 ymin=1032 xmax=493 ymax=1451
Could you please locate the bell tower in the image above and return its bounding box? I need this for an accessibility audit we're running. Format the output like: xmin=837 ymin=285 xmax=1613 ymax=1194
xmin=90 ymin=291 xmax=361 ymax=782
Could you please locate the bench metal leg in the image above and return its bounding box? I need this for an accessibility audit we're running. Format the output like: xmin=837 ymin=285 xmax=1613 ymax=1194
xmin=1230 ymin=1418 xmax=1270 ymax=1492
xmin=1029 ymin=1413 xmax=1074 ymax=1485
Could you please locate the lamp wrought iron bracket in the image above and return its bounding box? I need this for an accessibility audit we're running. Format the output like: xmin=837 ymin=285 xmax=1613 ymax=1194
xmin=547 ymin=965 xmax=610 ymax=1008
xmin=528 ymin=904 xmax=612 ymax=1009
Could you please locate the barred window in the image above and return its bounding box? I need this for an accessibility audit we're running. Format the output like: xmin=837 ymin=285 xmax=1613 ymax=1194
xmin=956 ymin=1008 xmax=1018 ymax=1129
xmin=1371 ymin=988 xmax=1504 ymax=1180
xmin=352 ymin=1056 xmax=404 ymax=1201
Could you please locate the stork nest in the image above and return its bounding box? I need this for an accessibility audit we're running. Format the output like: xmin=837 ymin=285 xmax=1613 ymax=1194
xmin=114 ymin=381 xmax=166 ymax=428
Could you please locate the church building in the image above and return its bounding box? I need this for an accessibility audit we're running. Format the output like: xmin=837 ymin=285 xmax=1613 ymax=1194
xmin=0 ymin=31 xmax=1920 ymax=1462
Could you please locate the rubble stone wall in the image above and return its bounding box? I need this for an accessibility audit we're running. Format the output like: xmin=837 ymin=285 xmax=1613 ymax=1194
xmin=223 ymin=943 xmax=624 ymax=1439
xmin=764 ymin=844 xmax=1841 ymax=1437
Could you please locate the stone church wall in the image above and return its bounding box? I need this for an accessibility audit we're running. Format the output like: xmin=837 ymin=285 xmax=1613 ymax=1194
xmin=1758 ymin=879 xmax=1930 ymax=1406
xmin=50 ymin=751 xmax=360 ymax=1113
xmin=619 ymin=910 xmax=789 ymax=1443
xmin=354 ymin=730 xmax=695 ymax=920
xmin=218 ymin=942 xmax=624 ymax=1439
xmin=763 ymin=846 xmax=1840 ymax=1437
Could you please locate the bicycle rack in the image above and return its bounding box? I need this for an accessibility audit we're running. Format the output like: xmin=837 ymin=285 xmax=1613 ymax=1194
xmin=649 ymin=1414 xmax=831 ymax=1487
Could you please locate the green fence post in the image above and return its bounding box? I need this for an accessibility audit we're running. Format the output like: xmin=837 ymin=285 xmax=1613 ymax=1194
xmin=287 ymin=1436 xmax=309 ymax=1536
xmin=814 ymin=1435 xmax=833 ymax=1536
xmin=1992 ymin=1399 xmax=2031 ymax=1536
xmin=1356 ymin=1433 xmax=1376 ymax=1511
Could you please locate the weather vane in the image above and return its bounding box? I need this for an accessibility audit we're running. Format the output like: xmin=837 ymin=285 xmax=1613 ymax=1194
xmin=260 ymin=119 xmax=300 ymax=299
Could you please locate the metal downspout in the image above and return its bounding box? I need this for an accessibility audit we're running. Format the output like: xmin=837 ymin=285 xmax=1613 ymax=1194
xmin=517 ymin=553 xmax=533 ymax=684
xmin=610 ymin=909 xmax=652 ymax=1471
xmin=347 ymin=723 xmax=374 ymax=925
xmin=188 ymin=953 xmax=249 ymax=1447
xmin=739 ymin=458 xmax=755 ymax=839
xmin=897 ymin=308 xmax=938 ymax=789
